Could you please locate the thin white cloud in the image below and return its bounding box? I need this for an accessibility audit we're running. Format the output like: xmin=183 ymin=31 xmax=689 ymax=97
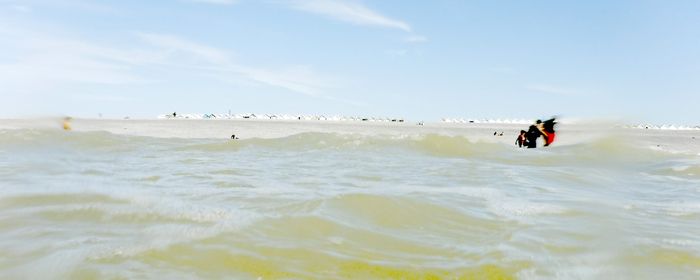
xmin=289 ymin=0 xmax=411 ymax=32
xmin=404 ymin=35 xmax=427 ymax=43
xmin=489 ymin=67 xmax=516 ymax=74
xmin=137 ymin=32 xmax=231 ymax=64
xmin=385 ymin=49 xmax=408 ymax=57
xmin=525 ymin=84 xmax=581 ymax=96
xmin=136 ymin=33 xmax=332 ymax=96
xmin=0 ymin=28 xmax=148 ymax=89
xmin=234 ymin=65 xmax=330 ymax=96
xmin=185 ymin=0 xmax=238 ymax=5
xmin=12 ymin=5 xmax=32 ymax=13
xmin=0 ymin=26 xmax=335 ymax=98
xmin=181 ymin=0 xmax=422 ymax=40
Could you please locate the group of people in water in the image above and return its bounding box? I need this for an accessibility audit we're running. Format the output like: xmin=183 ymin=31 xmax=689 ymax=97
xmin=515 ymin=118 xmax=557 ymax=148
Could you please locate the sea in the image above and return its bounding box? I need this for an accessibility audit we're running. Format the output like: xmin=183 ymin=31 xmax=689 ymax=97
xmin=1 ymin=129 xmax=699 ymax=279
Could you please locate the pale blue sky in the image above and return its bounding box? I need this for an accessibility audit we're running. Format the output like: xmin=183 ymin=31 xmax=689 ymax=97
xmin=1 ymin=0 xmax=699 ymax=123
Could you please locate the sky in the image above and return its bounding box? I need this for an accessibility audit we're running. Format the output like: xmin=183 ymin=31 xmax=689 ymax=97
xmin=1 ymin=0 xmax=699 ymax=123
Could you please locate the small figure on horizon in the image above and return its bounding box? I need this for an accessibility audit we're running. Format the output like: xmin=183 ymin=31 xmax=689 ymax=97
xmin=494 ymin=131 xmax=497 ymax=136
xmin=231 ymin=134 xmax=238 ymax=140
xmin=515 ymin=130 xmax=527 ymax=148
xmin=62 ymin=117 xmax=72 ymax=131
xmin=173 ymin=112 xmax=177 ymax=118
xmin=499 ymin=132 xmax=504 ymax=136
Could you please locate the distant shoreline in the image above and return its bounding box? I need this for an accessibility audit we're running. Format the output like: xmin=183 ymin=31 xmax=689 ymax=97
xmin=1 ymin=118 xmax=699 ymax=154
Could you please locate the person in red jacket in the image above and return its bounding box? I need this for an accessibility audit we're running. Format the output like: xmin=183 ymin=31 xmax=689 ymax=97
xmin=515 ymin=130 xmax=527 ymax=148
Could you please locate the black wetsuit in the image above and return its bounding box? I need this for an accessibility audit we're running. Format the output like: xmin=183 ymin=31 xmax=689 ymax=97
xmin=526 ymin=125 xmax=542 ymax=148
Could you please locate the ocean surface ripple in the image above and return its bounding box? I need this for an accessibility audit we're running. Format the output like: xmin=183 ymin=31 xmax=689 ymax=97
xmin=1 ymin=129 xmax=699 ymax=279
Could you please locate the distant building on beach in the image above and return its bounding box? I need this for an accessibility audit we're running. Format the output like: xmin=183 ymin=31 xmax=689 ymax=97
xmin=157 ymin=112 xmax=406 ymax=123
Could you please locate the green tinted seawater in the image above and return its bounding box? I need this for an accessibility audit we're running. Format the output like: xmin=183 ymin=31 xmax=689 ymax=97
xmin=0 ymin=130 xmax=699 ymax=279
